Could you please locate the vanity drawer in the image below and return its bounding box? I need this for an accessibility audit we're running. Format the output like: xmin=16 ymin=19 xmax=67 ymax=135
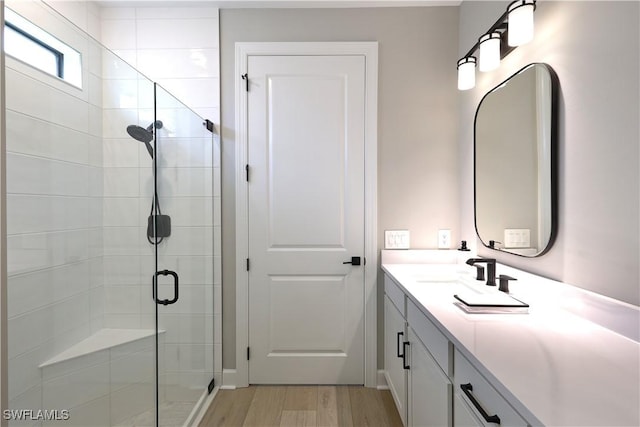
xmin=407 ymin=299 xmax=450 ymax=376
xmin=384 ymin=274 xmax=406 ymax=317
xmin=454 ymin=349 xmax=527 ymax=427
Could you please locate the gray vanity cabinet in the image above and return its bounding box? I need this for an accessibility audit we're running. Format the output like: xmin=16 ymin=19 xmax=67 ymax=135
xmin=407 ymin=327 xmax=452 ymax=426
xmin=384 ymin=278 xmax=408 ymax=425
xmin=384 ymin=274 xmax=454 ymax=427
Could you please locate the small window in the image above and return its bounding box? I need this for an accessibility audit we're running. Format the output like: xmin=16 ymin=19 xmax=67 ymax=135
xmin=4 ymin=8 xmax=82 ymax=88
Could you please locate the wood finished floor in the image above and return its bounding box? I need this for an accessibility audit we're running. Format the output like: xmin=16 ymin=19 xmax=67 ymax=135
xmin=199 ymin=386 xmax=403 ymax=427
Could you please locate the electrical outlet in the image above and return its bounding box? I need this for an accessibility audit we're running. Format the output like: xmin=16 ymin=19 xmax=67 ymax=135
xmin=438 ymin=229 xmax=451 ymax=249
xmin=385 ymin=230 xmax=410 ymax=249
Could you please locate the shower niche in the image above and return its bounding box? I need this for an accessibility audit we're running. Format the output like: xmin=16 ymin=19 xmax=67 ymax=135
xmin=4 ymin=2 xmax=216 ymax=426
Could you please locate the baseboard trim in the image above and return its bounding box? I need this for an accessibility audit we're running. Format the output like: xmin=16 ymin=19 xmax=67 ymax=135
xmin=222 ymin=369 xmax=237 ymax=389
xmin=185 ymin=386 xmax=218 ymax=427
xmin=377 ymin=369 xmax=389 ymax=390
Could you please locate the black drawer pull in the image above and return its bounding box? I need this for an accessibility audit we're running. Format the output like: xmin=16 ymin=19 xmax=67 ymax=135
xmin=402 ymin=342 xmax=410 ymax=370
xmin=396 ymin=332 xmax=404 ymax=358
xmin=460 ymin=383 xmax=501 ymax=424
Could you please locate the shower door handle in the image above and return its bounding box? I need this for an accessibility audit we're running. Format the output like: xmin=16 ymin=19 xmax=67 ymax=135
xmin=153 ymin=270 xmax=179 ymax=305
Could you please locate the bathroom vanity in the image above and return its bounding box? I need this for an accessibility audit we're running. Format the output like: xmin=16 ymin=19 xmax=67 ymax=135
xmin=382 ymin=250 xmax=640 ymax=427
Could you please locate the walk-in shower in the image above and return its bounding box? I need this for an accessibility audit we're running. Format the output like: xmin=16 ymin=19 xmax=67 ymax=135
xmin=4 ymin=2 xmax=216 ymax=426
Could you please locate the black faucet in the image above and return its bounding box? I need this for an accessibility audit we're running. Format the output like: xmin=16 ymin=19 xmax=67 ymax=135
xmin=466 ymin=258 xmax=496 ymax=286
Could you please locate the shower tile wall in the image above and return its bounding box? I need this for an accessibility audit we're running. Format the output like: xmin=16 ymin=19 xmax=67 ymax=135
xmin=99 ymin=4 xmax=222 ymax=396
xmin=5 ymin=0 xmax=104 ymax=418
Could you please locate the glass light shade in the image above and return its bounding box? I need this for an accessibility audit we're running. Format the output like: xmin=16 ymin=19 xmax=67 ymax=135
xmin=508 ymin=0 xmax=535 ymax=46
xmin=457 ymin=57 xmax=476 ymax=90
xmin=479 ymin=32 xmax=501 ymax=72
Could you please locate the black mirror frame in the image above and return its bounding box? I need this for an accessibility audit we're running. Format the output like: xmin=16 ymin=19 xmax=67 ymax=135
xmin=473 ymin=62 xmax=560 ymax=257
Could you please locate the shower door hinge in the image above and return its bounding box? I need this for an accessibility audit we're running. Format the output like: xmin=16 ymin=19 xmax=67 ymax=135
xmin=247 ymin=346 xmax=250 ymax=360
xmin=246 ymin=164 xmax=250 ymax=182
xmin=246 ymin=258 xmax=250 ymax=271
xmin=207 ymin=377 xmax=216 ymax=394
xmin=241 ymin=73 xmax=248 ymax=92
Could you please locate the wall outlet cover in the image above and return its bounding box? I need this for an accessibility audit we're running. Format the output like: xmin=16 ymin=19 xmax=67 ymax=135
xmin=438 ymin=229 xmax=451 ymax=249
xmin=384 ymin=230 xmax=410 ymax=250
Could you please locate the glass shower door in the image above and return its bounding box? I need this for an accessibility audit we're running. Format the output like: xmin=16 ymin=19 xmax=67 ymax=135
xmin=151 ymin=83 xmax=215 ymax=426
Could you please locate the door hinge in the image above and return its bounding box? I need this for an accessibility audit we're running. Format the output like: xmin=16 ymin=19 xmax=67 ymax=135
xmin=241 ymin=73 xmax=248 ymax=92
xmin=247 ymin=346 xmax=250 ymax=360
xmin=246 ymin=258 xmax=250 ymax=271
xmin=246 ymin=164 xmax=250 ymax=182
xmin=207 ymin=377 xmax=216 ymax=394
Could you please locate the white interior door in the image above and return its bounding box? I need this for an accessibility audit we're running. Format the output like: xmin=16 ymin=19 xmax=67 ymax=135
xmin=247 ymin=54 xmax=366 ymax=384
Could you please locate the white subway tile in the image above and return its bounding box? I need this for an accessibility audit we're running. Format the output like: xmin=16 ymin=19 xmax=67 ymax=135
xmin=105 ymin=285 xmax=141 ymax=315
xmin=158 ymin=313 xmax=205 ymax=345
xmin=102 ymin=256 xmax=141 ymax=286
xmin=42 ymin=349 xmax=109 ymax=382
xmin=155 ymin=78 xmax=219 ymax=110
xmin=8 ymin=346 xmax=44 ymax=400
xmin=101 ymin=7 xmax=136 ymax=21
xmin=137 ymin=48 xmax=219 ymax=79
xmin=136 ymin=19 xmax=219 ymax=49
xmin=110 ymin=347 xmax=154 ymax=390
xmin=8 ymin=384 xmax=42 ymax=417
xmin=103 ymin=227 xmax=141 ymax=256
xmin=103 ymin=197 xmax=140 ymax=227
xmin=102 ymin=49 xmax=138 ymax=79
xmin=42 ymin=360 xmax=109 ymax=410
xmin=109 ymin=382 xmax=154 ymax=425
xmin=6 ymin=111 xmax=90 ymax=165
xmin=103 ymin=168 xmax=140 ymax=197
xmin=101 ymin=19 xmax=136 ymax=50
xmin=103 ymin=139 xmax=140 ymax=168
xmin=102 ymin=79 xmax=139 ymax=109
xmin=5 ymin=68 xmax=89 ymax=133
xmin=135 ymin=7 xmax=219 ymax=20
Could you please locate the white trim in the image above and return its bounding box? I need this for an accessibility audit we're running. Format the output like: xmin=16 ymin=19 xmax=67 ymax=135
xmin=221 ymin=368 xmax=237 ymax=390
xmin=184 ymin=387 xmax=218 ymax=427
xmin=235 ymin=41 xmax=378 ymax=388
xmin=377 ymin=369 xmax=389 ymax=390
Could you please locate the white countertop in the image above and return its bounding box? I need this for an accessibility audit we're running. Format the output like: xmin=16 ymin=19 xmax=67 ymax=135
xmin=382 ymin=260 xmax=640 ymax=427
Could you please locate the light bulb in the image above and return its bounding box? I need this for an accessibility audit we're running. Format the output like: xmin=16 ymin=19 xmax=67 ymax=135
xmin=508 ymin=0 xmax=535 ymax=46
xmin=457 ymin=57 xmax=476 ymax=91
xmin=479 ymin=32 xmax=501 ymax=72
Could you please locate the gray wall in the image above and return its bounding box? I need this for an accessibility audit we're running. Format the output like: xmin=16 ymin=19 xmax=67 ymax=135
xmin=458 ymin=1 xmax=640 ymax=305
xmin=220 ymin=7 xmax=460 ymax=369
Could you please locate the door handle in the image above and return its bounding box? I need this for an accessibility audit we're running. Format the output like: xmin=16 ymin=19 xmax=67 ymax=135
xmin=343 ymin=256 xmax=362 ymax=266
xmin=153 ymin=270 xmax=179 ymax=305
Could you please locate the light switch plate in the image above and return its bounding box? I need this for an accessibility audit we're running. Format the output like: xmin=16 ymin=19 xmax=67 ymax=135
xmin=438 ymin=229 xmax=451 ymax=249
xmin=385 ymin=230 xmax=410 ymax=249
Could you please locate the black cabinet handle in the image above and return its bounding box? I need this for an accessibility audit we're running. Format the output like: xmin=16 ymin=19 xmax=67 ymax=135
xmin=396 ymin=332 xmax=404 ymax=358
xmin=460 ymin=383 xmax=501 ymax=424
xmin=402 ymin=342 xmax=410 ymax=370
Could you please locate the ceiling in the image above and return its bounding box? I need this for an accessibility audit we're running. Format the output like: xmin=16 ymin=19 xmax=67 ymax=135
xmin=96 ymin=0 xmax=462 ymax=8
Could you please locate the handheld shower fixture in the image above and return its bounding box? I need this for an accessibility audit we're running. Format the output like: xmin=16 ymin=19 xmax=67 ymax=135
xmin=126 ymin=120 xmax=163 ymax=158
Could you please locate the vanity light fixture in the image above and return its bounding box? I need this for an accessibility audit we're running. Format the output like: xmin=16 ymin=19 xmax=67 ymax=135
xmin=456 ymin=0 xmax=537 ymax=90
xmin=508 ymin=0 xmax=536 ymax=46
xmin=457 ymin=56 xmax=476 ymax=90
xmin=479 ymin=32 xmax=501 ymax=72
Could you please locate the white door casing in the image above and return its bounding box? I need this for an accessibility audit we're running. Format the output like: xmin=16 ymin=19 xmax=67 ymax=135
xmin=235 ymin=42 xmax=378 ymax=387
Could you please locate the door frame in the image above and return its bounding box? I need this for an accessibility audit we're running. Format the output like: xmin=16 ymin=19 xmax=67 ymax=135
xmin=235 ymin=42 xmax=378 ymax=388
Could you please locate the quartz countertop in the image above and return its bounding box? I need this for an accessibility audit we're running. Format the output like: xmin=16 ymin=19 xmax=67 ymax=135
xmin=382 ymin=261 xmax=640 ymax=427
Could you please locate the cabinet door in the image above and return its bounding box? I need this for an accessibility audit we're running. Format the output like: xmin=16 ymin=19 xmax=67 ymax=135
xmin=385 ymin=296 xmax=407 ymax=425
xmin=453 ymin=394 xmax=483 ymax=427
xmin=408 ymin=328 xmax=452 ymax=427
